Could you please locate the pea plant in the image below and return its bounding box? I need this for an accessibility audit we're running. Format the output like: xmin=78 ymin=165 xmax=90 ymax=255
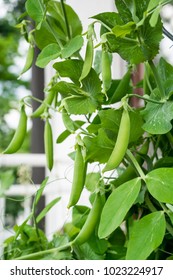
xmin=3 ymin=0 xmax=173 ymax=260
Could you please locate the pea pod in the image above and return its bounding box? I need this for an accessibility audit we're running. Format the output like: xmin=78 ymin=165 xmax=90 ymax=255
xmin=111 ymin=140 xmax=149 ymax=187
xmin=20 ymin=44 xmax=34 ymax=76
xmin=102 ymin=49 xmax=112 ymax=93
xmin=73 ymin=192 xmax=102 ymax=245
xmin=110 ymin=69 xmax=131 ymax=104
xmin=3 ymin=105 xmax=27 ymax=154
xmin=67 ymin=144 xmax=87 ymax=208
xmin=32 ymin=90 xmax=54 ymax=118
xmin=79 ymin=38 xmax=94 ymax=81
xmin=44 ymin=119 xmax=54 ymax=171
xmin=103 ymin=108 xmax=130 ymax=173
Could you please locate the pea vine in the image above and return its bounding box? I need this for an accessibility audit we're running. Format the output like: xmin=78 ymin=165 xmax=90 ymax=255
xmin=2 ymin=0 xmax=173 ymax=260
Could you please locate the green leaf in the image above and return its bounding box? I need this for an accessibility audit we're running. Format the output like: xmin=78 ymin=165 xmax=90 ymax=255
xmin=36 ymin=197 xmax=61 ymax=223
xmin=149 ymin=6 xmax=161 ymax=27
xmin=84 ymin=128 xmax=114 ymax=163
xmin=98 ymin=178 xmax=141 ymax=238
xmin=112 ymin=21 xmax=136 ymax=37
xmin=115 ymin=0 xmax=133 ymax=23
xmin=85 ymin=172 xmax=102 ymax=192
xmin=141 ymin=99 xmax=173 ymax=134
xmin=126 ymin=211 xmax=166 ymax=260
xmin=47 ymin=1 xmax=82 ymax=39
xmin=36 ymin=43 xmax=61 ymax=68
xmin=61 ymin=35 xmax=84 ymax=59
xmin=53 ymin=59 xmax=83 ymax=85
xmin=146 ymin=168 xmax=173 ymax=204
xmin=25 ymin=0 xmax=45 ymax=27
xmin=72 ymin=205 xmax=90 ymax=228
xmin=106 ymin=16 xmax=162 ymax=64
xmin=92 ymin=12 xmax=123 ymax=29
xmin=33 ymin=177 xmax=49 ymax=207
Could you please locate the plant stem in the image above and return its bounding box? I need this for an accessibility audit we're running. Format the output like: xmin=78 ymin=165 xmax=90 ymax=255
xmin=14 ymin=242 xmax=72 ymax=260
xmin=60 ymin=0 xmax=71 ymax=40
xmin=148 ymin=60 xmax=165 ymax=100
xmin=127 ymin=93 xmax=164 ymax=104
xmin=126 ymin=149 xmax=146 ymax=180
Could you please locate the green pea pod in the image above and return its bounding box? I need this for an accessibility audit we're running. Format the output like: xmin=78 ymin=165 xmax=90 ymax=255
xmin=73 ymin=192 xmax=102 ymax=245
xmin=103 ymin=108 xmax=130 ymax=173
xmin=44 ymin=119 xmax=54 ymax=171
xmin=3 ymin=105 xmax=27 ymax=154
xmin=31 ymin=90 xmax=54 ymax=118
xmin=110 ymin=69 xmax=131 ymax=104
xmin=111 ymin=139 xmax=149 ymax=187
xmin=79 ymin=38 xmax=94 ymax=81
xmin=67 ymin=144 xmax=87 ymax=208
xmin=20 ymin=44 xmax=34 ymax=76
xmin=62 ymin=108 xmax=75 ymax=132
xmin=102 ymin=49 xmax=112 ymax=93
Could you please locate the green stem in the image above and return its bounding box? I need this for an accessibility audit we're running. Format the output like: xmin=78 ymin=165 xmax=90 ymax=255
xmin=14 ymin=242 xmax=72 ymax=260
xmin=126 ymin=149 xmax=146 ymax=180
xmin=60 ymin=0 xmax=71 ymax=40
xmin=127 ymin=93 xmax=164 ymax=104
xmin=148 ymin=60 xmax=165 ymax=100
xmin=145 ymin=192 xmax=157 ymax=212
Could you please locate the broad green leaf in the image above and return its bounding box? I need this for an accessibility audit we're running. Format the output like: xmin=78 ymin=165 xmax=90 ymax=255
xmin=92 ymin=12 xmax=123 ymax=29
xmin=84 ymin=128 xmax=114 ymax=163
xmin=61 ymin=35 xmax=83 ymax=59
xmin=126 ymin=211 xmax=166 ymax=260
xmin=141 ymin=100 xmax=173 ymax=134
xmin=147 ymin=0 xmax=168 ymax=12
xmin=115 ymin=0 xmax=133 ymax=23
xmin=25 ymin=0 xmax=45 ymax=27
xmin=56 ymin=120 xmax=85 ymax=143
xmin=98 ymin=178 xmax=141 ymax=238
xmin=35 ymin=20 xmax=58 ymax=49
xmin=64 ymin=95 xmax=98 ymax=115
xmin=72 ymin=205 xmax=90 ymax=228
xmin=85 ymin=172 xmax=102 ymax=192
xmin=36 ymin=43 xmax=61 ymax=68
xmin=149 ymin=6 xmax=161 ymax=27
xmin=158 ymin=58 xmax=173 ymax=82
xmin=36 ymin=197 xmax=61 ymax=223
xmin=47 ymin=1 xmax=82 ymax=39
xmin=146 ymin=168 xmax=173 ymax=204
xmin=53 ymin=59 xmax=83 ymax=85
xmin=112 ymin=21 xmax=136 ymax=37
xmin=106 ymin=16 xmax=162 ymax=64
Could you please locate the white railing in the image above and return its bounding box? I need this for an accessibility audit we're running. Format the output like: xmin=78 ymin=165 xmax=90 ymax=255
xmin=0 ymin=153 xmax=73 ymax=257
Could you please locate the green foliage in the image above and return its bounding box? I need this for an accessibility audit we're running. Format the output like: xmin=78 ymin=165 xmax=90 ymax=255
xmin=3 ymin=0 xmax=173 ymax=260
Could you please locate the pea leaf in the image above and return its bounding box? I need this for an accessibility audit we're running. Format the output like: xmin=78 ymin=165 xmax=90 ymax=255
xmin=85 ymin=172 xmax=102 ymax=192
xmin=25 ymin=0 xmax=45 ymax=28
xmin=126 ymin=211 xmax=166 ymax=260
xmin=36 ymin=43 xmax=61 ymax=68
xmin=47 ymin=1 xmax=82 ymax=39
xmin=98 ymin=178 xmax=141 ymax=238
xmin=141 ymin=100 xmax=173 ymax=134
xmin=61 ymin=35 xmax=84 ymax=59
xmin=146 ymin=168 xmax=173 ymax=204
xmin=36 ymin=197 xmax=61 ymax=223
xmin=112 ymin=21 xmax=136 ymax=38
xmin=92 ymin=12 xmax=123 ymax=28
xmin=53 ymin=59 xmax=83 ymax=85
xmin=106 ymin=16 xmax=162 ymax=64
xmin=84 ymin=128 xmax=114 ymax=163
